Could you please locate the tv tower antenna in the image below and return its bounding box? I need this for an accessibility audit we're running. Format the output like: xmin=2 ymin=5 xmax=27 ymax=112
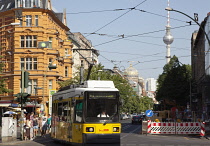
xmin=163 ymin=0 xmax=174 ymax=64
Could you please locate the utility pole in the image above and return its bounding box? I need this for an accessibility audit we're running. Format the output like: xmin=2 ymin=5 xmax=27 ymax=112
xmin=20 ymin=67 xmax=24 ymax=141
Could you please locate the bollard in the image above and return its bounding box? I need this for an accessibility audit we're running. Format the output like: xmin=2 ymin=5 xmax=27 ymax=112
xmin=200 ymin=122 xmax=205 ymax=138
xmin=147 ymin=120 xmax=151 ymax=134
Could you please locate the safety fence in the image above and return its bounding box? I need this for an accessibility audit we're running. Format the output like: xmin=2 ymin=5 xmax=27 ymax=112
xmin=142 ymin=120 xmax=205 ymax=136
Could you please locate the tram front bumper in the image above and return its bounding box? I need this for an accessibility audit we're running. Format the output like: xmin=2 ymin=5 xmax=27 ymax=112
xmin=83 ymin=133 xmax=120 ymax=144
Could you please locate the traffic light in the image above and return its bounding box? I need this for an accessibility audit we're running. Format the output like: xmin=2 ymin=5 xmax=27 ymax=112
xmin=22 ymin=93 xmax=31 ymax=103
xmin=24 ymin=71 xmax=30 ymax=88
xmin=14 ymin=93 xmax=21 ymax=102
xmin=14 ymin=93 xmax=31 ymax=103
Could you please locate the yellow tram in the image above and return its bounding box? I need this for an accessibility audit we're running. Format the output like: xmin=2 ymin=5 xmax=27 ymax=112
xmin=51 ymin=80 xmax=121 ymax=145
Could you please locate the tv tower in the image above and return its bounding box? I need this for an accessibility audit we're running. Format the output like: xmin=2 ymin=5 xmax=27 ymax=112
xmin=163 ymin=0 xmax=174 ymax=64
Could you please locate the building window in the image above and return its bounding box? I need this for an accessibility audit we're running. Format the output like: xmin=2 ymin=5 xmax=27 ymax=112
xmin=25 ymin=0 xmax=32 ymax=8
xmin=33 ymin=0 xmax=40 ymax=7
xmin=35 ymin=15 xmax=38 ymax=26
xmin=81 ymin=60 xmax=84 ymax=66
xmin=49 ymin=80 xmax=53 ymax=90
xmin=20 ymin=57 xmax=37 ymax=70
xmin=65 ymin=48 xmax=68 ymax=56
xmin=49 ymin=58 xmax=53 ymax=70
xmin=49 ymin=37 xmax=52 ymax=49
xmin=19 ymin=19 xmax=23 ymax=26
xmin=26 ymin=15 xmax=32 ymax=26
xmin=26 ymin=79 xmax=37 ymax=94
xmin=20 ymin=35 xmax=37 ymax=48
xmin=65 ymin=66 xmax=68 ymax=77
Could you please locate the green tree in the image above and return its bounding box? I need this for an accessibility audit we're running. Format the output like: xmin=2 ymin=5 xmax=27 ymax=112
xmin=156 ymin=55 xmax=192 ymax=107
xmin=58 ymin=64 xmax=141 ymax=113
xmin=139 ymin=96 xmax=154 ymax=112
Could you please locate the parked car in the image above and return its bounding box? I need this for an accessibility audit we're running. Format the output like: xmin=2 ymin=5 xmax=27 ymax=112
xmin=120 ymin=114 xmax=127 ymax=120
xmin=127 ymin=114 xmax=132 ymax=119
xmin=132 ymin=115 xmax=143 ymax=124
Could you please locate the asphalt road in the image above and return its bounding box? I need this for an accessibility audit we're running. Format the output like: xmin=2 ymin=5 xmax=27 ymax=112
xmin=1 ymin=118 xmax=210 ymax=146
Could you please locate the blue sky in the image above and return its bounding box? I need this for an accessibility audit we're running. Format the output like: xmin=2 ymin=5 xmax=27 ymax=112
xmin=51 ymin=0 xmax=210 ymax=80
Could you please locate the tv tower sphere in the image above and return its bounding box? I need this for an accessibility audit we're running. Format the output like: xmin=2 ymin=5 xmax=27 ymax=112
xmin=163 ymin=26 xmax=174 ymax=45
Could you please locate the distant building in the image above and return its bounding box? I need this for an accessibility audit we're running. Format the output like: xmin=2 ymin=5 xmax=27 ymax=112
xmin=69 ymin=32 xmax=99 ymax=78
xmin=123 ymin=64 xmax=145 ymax=97
xmin=145 ymin=78 xmax=157 ymax=92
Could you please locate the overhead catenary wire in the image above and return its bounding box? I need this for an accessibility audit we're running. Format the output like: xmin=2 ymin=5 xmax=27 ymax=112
xmin=85 ymin=0 xmax=149 ymax=37
xmin=93 ymin=24 xmax=195 ymax=47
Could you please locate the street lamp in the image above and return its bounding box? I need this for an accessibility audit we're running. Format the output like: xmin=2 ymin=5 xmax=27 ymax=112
xmin=165 ymin=7 xmax=210 ymax=46
xmin=165 ymin=7 xmax=210 ymax=113
xmin=34 ymin=87 xmax=43 ymax=115
xmin=90 ymin=70 xmax=103 ymax=80
xmin=0 ymin=22 xmax=20 ymax=29
xmin=42 ymin=54 xmax=71 ymax=114
xmin=48 ymin=54 xmax=71 ymax=69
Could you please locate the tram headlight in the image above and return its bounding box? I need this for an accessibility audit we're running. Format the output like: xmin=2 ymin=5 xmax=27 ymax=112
xmin=113 ymin=127 xmax=119 ymax=132
xmin=86 ymin=127 xmax=94 ymax=132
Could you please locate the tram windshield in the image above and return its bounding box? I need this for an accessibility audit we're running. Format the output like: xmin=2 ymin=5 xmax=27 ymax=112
xmin=84 ymin=91 xmax=119 ymax=123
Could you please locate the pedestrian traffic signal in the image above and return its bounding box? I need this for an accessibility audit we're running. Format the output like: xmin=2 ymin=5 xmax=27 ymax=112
xmin=14 ymin=93 xmax=31 ymax=103
xmin=24 ymin=71 xmax=30 ymax=88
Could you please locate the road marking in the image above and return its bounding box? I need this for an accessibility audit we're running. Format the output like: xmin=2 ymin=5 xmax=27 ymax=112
xmin=184 ymin=137 xmax=189 ymax=140
xmin=121 ymin=126 xmax=141 ymax=139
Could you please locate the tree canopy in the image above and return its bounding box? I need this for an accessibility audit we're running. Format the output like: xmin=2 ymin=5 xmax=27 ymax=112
xmin=156 ymin=55 xmax=192 ymax=107
xmin=58 ymin=64 xmax=153 ymax=114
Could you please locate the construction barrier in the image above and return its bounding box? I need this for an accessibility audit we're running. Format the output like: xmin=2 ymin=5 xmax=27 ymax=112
xmin=146 ymin=120 xmax=205 ymax=136
xmin=141 ymin=120 xmax=148 ymax=135
xmin=200 ymin=122 xmax=205 ymax=137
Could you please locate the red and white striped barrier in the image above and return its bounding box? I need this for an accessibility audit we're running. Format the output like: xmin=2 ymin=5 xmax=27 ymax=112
xmin=148 ymin=120 xmax=175 ymax=134
xmin=147 ymin=120 xmax=204 ymax=135
xmin=176 ymin=122 xmax=200 ymax=134
xmin=147 ymin=120 xmax=151 ymax=133
xmin=200 ymin=122 xmax=205 ymax=137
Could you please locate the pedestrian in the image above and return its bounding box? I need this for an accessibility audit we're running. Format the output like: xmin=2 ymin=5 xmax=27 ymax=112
xmin=25 ymin=114 xmax=31 ymax=140
xmin=38 ymin=116 xmax=42 ymax=135
xmin=33 ymin=115 xmax=39 ymax=138
xmin=47 ymin=114 xmax=52 ymax=134
xmin=29 ymin=112 xmax=34 ymax=140
xmin=41 ymin=113 xmax=48 ymax=137
xmin=23 ymin=114 xmax=27 ymax=140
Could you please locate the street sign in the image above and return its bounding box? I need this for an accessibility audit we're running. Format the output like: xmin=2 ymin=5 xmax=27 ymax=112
xmin=145 ymin=110 xmax=153 ymax=117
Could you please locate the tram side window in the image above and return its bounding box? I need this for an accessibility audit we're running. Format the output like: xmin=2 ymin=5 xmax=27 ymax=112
xmin=75 ymin=100 xmax=83 ymax=122
xmin=63 ymin=102 xmax=68 ymax=122
xmin=58 ymin=102 xmax=63 ymax=121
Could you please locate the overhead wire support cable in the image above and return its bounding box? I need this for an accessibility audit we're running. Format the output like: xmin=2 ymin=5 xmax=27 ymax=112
xmin=134 ymin=9 xmax=187 ymax=23
xmin=85 ymin=0 xmax=149 ymax=37
xmin=94 ymin=24 xmax=193 ymax=47
xmin=66 ymin=8 xmax=130 ymax=14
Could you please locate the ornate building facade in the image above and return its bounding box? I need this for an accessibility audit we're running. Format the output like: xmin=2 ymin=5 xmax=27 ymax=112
xmin=0 ymin=0 xmax=72 ymax=114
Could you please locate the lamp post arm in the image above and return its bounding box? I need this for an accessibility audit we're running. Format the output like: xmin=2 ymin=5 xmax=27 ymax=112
xmin=171 ymin=9 xmax=210 ymax=46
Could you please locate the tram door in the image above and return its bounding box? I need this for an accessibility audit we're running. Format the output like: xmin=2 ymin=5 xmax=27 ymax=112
xmin=72 ymin=100 xmax=83 ymax=143
xmin=68 ymin=100 xmax=73 ymax=141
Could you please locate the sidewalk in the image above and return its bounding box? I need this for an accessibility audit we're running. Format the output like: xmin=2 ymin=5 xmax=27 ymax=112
xmin=0 ymin=134 xmax=51 ymax=145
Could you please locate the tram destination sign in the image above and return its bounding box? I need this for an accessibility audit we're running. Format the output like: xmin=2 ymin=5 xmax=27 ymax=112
xmin=88 ymin=92 xmax=116 ymax=99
